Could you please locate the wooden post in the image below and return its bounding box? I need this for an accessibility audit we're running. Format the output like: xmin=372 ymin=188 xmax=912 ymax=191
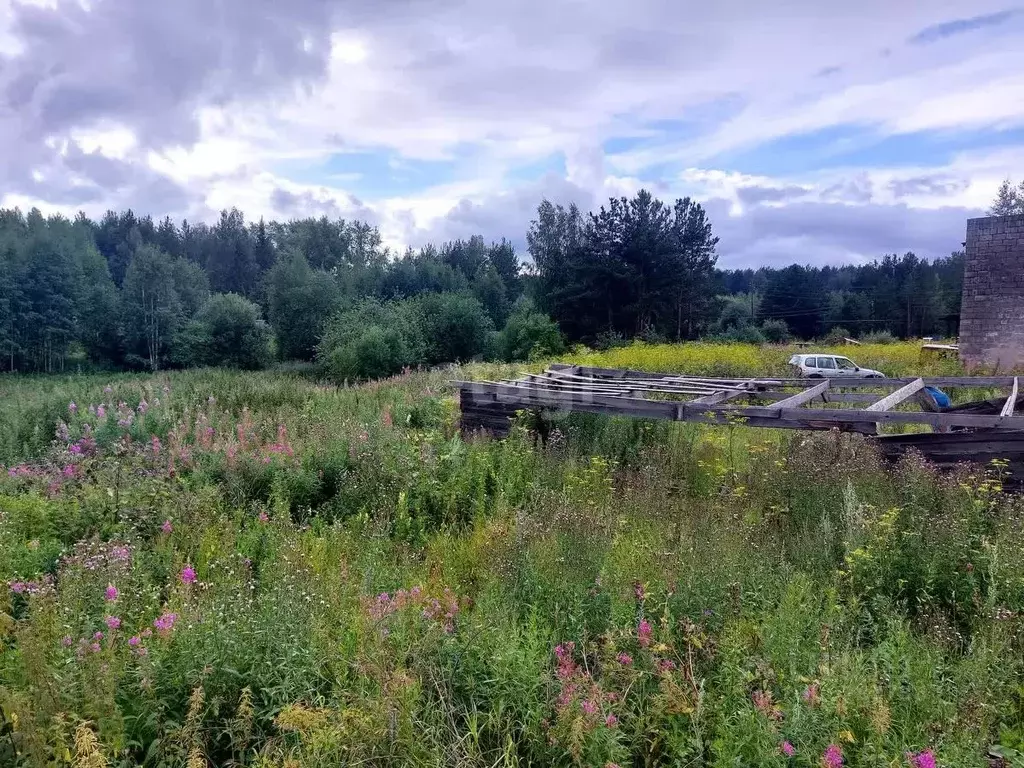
xmin=865 ymin=378 xmax=925 ymax=412
xmin=1001 ymin=377 xmax=1019 ymax=418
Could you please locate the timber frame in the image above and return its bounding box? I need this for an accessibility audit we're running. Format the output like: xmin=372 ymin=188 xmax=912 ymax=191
xmin=457 ymin=364 xmax=1024 ymax=436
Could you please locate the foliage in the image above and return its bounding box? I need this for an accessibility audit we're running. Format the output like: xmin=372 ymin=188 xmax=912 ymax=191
xmin=991 ymin=178 xmax=1024 ymax=216
xmin=528 ymin=190 xmax=719 ymax=343
xmin=172 ymin=293 xmax=272 ymax=370
xmin=497 ymin=298 xmax=566 ymax=361
xmin=415 ymin=292 xmax=494 ymax=365
xmin=317 ymin=298 xmax=424 ymax=381
xmin=265 ymin=250 xmax=341 ymax=361
xmin=0 ymin=345 xmax=1022 ymax=766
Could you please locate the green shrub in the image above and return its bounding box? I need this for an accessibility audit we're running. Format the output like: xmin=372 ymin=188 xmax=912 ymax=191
xmin=760 ymin=318 xmax=791 ymax=343
xmin=172 ymin=293 xmax=272 ymax=369
xmin=414 ymin=292 xmax=493 ymax=364
xmin=497 ymin=299 xmax=565 ymax=361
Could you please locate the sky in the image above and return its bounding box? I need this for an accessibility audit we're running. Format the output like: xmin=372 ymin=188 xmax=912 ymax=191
xmin=1 ymin=0 xmax=1023 ymax=268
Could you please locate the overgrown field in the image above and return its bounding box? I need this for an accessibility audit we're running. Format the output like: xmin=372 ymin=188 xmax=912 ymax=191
xmin=3 ymin=343 xmax=1024 ymax=767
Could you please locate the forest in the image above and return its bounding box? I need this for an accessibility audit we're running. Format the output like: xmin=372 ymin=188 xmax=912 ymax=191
xmin=0 ymin=189 xmax=967 ymax=378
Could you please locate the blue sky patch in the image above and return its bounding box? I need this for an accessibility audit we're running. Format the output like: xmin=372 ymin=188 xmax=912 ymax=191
xmin=910 ymin=9 xmax=1018 ymax=44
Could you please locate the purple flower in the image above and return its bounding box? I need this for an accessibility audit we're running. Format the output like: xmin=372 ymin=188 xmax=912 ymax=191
xmin=69 ymin=443 xmax=83 ymax=455
xmin=823 ymin=744 xmax=843 ymax=768
xmin=781 ymin=741 xmax=795 ymax=757
xmin=161 ymin=519 xmax=173 ymax=534
xmin=604 ymin=713 xmax=618 ymax=727
xmin=580 ymin=700 xmax=598 ymax=716
xmin=803 ymin=683 xmax=820 ymax=707
xmin=258 ymin=511 xmax=269 ymax=523
xmin=137 ymin=400 xmax=149 ymax=414
xmin=907 ymin=750 xmax=936 ymax=768
xmin=180 ymin=566 xmax=197 ymax=585
xmin=62 ymin=464 xmax=75 ymax=478
xmin=9 ymin=581 xmax=26 ymax=594
xmin=69 ymin=401 xmax=78 ymax=414
xmin=616 ymin=652 xmax=633 ymax=665
xmin=638 ymin=619 xmax=652 ymax=648
xmin=111 ymin=545 xmax=131 ymax=561
xmin=105 ymin=616 xmax=121 ymax=630
xmin=97 ymin=405 xmax=106 ymax=419
xmin=153 ymin=612 xmax=177 ymax=633
xmin=89 ymin=642 xmax=101 ymax=653
xmin=61 ymin=635 xmax=73 ymax=647
xmin=93 ymin=631 xmax=104 ymax=641
xmin=104 ymin=386 xmax=112 ymax=394
xmin=129 ymin=636 xmax=140 ymax=647
xmin=105 ymin=584 xmax=119 ymax=601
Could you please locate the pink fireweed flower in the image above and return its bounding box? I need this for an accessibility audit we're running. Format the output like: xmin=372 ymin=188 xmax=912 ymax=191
xmin=137 ymin=400 xmax=148 ymax=414
xmin=105 ymin=616 xmax=121 ymax=630
xmin=580 ymin=699 xmax=598 ymax=716
xmin=93 ymin=631 xmax=104 ymax=641
xmin=180 ymin=566 xmax=197 ymax=585
xmin=129 ymin=636 xmax=141 ymax=647
xmin=151 ymin=435 xmax=162 ymax=454
xmin=105 ymin=584 xmax=119 ymax=601
xmin=69 ymin=401 xmax=78 ymax=414
xmin=656 ymin=659 xmax=677 ymax=673
xmin=97 ymin=404 xmax=106 ymax=419
xmin=781 ymin=741 xmax=795 ymax=757
xmin=823 ymin=744 xmax=843 ymax=768
xmin=89 ymin=642 xmax=101 ymax=653
xmin=62 ymin=464 xmax=75 ymax=478
xmin=633 ymin=581 xmax=646 ymax=601
xmin=153 ymin=612 xmax=177 ymax=633
xmin=752 ymin=690 xmax=782 ymax=720
xmin=604 ymin=713 xmax=619 ymax=727
xmin=803 ymin=683 xmax=820 ymax=707
xmin=61 ymin=635 xmax=73 ymax=647
xmin=9 ymin=581 xmax=26 ymax=594
xmin=616 ymin=652 xmax=633 ymax=665
xmin=135 ymin=646 xmax=148 ymax=656
xmin=69 ymin=443 xmax=83 ymax=455
xmin=637 ymin=618 xmax=652 ymax=648
xmin=161 ymin=519 xmax=173 ymax=534
xmin=141 ymin=628 xmax=153 ymax=638
xmin=258 ymin=511 xmax=269 ymax=523
xmin=907 ymin=750 xmax=936 ymax=768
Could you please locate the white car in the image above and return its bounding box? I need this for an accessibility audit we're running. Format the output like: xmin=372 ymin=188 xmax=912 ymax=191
xmin=788 ymin=353 xmax=884 ymax=378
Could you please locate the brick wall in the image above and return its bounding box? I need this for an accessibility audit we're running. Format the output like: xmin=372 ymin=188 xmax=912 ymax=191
xmin=960 ymin=214 xmax=1024 ymax=370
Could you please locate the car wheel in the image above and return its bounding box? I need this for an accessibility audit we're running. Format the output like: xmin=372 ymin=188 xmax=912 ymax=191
xmin=808 ymin=374 xmax=824 ymax=379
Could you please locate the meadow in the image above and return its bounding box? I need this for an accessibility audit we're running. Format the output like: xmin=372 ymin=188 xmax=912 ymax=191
xmin=2 ymin=342 xmax=1023 ymax=767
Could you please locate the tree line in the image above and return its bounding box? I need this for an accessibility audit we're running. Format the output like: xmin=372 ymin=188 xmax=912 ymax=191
xmin=0 ymin=186 xmax=976 ymax=378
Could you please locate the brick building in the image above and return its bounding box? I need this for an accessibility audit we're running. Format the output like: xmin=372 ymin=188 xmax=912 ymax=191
xmin=960 ymin=214 xmax=1024 ymax=370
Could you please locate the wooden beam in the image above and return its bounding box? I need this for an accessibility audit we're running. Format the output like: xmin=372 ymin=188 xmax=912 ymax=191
xmin=767 ymin=379 xmax=829 ymax=410
xmin=690 ymin=389 xmax=749 ymax=405
xmin=864 ymin=378 xmax=925 ymax=412
xmin=1001 ymin=377 xmax=1019 ymax=418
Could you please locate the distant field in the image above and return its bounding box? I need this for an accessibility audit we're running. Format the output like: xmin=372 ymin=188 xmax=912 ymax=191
xmin=2 ymin=343 xmax=1023 ymax=766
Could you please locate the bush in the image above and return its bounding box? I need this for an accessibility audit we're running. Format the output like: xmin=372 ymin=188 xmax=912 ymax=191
xmin=860 ymin=329 xmax=897 ymax=344
xmin=823 ymin=326 xmax=852 ymax=344
xmin=266 ymin=250 xmax=341 ymax=361
xmin=317 ymin=298 xmax=423 ymax=381
xmin=497 ymin=299 xmax=566 ymax=361
xmin=172 ymin=293 xmax=272 ymax=369
xmin=414 ymin=292 xmax=493 ymax=365
xmin=759 ymin=318 xmax=791 ymax=343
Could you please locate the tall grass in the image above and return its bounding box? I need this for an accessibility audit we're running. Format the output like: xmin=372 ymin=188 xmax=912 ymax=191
xmin=1 ymin=346 xmax=1023 ymax=766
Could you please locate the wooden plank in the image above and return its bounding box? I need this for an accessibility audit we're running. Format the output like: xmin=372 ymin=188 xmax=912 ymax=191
xmin=542 ymin=368 xmax=740 ymax=392
xmin=1001 ymin=377 xmax=1019 ymax=418
xmin=690 ymin=389 xmax=749 ymax=405
xmin=865 ymin=378 xmax=925 ymax=412
xmin=767 ymin=379 xmax=829 ymax=410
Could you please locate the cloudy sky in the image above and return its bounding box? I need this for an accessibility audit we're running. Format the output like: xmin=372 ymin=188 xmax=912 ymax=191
xmin=2 ymin=0 xmax=1022 ymax=267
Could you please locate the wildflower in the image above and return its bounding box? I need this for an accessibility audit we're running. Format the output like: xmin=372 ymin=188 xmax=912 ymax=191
xmin=753 ymin=690 xmax=782 ymax=720
xmin=61 ymin=635 xmax=73 ymax=647
xmin=97 ymin=404 xmax=106 ymax=419
xmin=89 ymin=642 xmax=101 ymax=653
xmin=803 ymin=683 xmax=820 ymax=707
xmin=141 ymin=628 xmax=153 ymax=638
xmin=151 ymin=435 xmax=162 ymax=454
xmin=105 ymin=616 xmax=121 ymax=630
xmin=129 ymin=636 xmax=141 ymax=647
xmin=781 ymin=741 xmax=795 ymax=757
xmin=604 ymin=713 xmax=619 ymax=727
xmin=9 ymin=581 xmax=26 ymax=594
xmin=111 ymin=545 xmax=131 ymax=561
xmin=633 ymin=581 xmax=646 ymax=601
xmin=135 ymin=646 xmax=148 ymax=657
xmin=907 ymin=750 xmax=936 ymax=768
xmin=104 ymin=385 xmax=112 ymax=394
xmin=69 ymin=443 xmax=83 ymax=455
xmin=93 ymin=631 xmax=104 ymax=641
xmin=137 ymin=400 xmax=148 ymax=414
xmin=62 ymin=464 xmax=75 ymax=478
xmin=581 ymin=700 xmax=598 ymax=716
xmin=638 ymin=618 xmax=653 ymax=648
xmin=153 ymin=612 xmax=177 ymax=633
xmin=656 ymin=659 xmax=677 ymax=673
xmin=69 ymin=401 xmax=78 ymax=414
xmin=258 ymin=511 xmax=269 ymax=523
xmin=617 ymin=652 xmax=633 ymax=665
xmin=105 ymin=584 xmax=119 ymax=601
xmin=823 ymin=744 xmax=843 ymax=768
xmin=57 ymin=421 xmax=70 ymax=441
xmin=181 ymin=565 xmax=197 ymax=585
xmin=161 ymin=519 xmax=173 ymax=534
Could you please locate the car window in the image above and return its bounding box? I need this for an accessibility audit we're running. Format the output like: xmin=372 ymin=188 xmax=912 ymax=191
xmin=835 ymin=357 xmax=856 ymax=370
xmin=804 ymin=357 xmax=817 ymax=367
xmin=819 ymin=357 xmax=836 ymax=369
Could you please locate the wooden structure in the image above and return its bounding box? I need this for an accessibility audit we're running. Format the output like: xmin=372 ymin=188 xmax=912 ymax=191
xmin=458 ymin=364 xmax=1024 ymax=478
